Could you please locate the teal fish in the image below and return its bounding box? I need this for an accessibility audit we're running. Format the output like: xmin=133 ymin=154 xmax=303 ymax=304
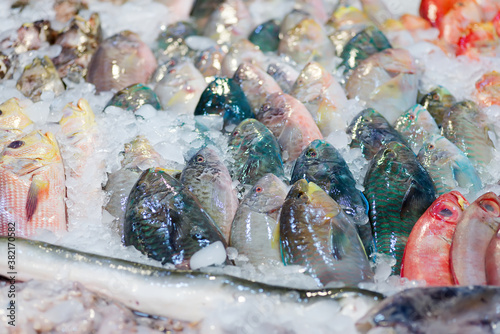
xmin=347 ymin=108 xmax=408 ymax=160
xmin=228 ymin=118 xmax=284 ymax=185
xmin=441 ymin=100 xmax=495 ymax=170
xmin=194 ymin=77 xmax=254 ymax=130
xmin=393 ymin=104 xmax=440 ymax=154
xmin=419 ymin=86 xmax=456 ymax=126
xmin=229 ymin=173 xmax=287 ymax=265
xmin=280 ymin=180 xmax=374 ymax=287
xmin=418 ymin=135 xmax=482 ymax=197
xmin=124 ymin=168 xmax=227 ymax=268
xmin=364 ymin=141 xmax=436 ymax=274
xmin=106 ymin=83 xmax=161 ymax=112
xmin=248 ymin=19 xmax=280 ymax=52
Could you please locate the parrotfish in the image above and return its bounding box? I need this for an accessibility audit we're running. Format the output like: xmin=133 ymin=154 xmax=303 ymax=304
xmin=486 ymin=228 xmax=500 ymax=285
xmin=106 ymin=83 xmax=161 ymax=112
xmin=280 ymin=180 xmax=374 ymax=287
xmin=266 ymin=62 xmax=300 ymax=94
xmin=401 ymin=191 xmax=468 ymax=286
xmin=419 ymin=86 xmax=456 ymax=126
xmin=155 ymin=21 xmax=197 ymax=62
xmin=230 ymin=173 xmax=287 ymax=265
xmin=364 ymin=141 xmax=436 ymax=274
xmin=220 ymin=39 xmax=266 ymax=78
xmin=194 ymin=45 xmax=227 ymax=82
xmin=326 ymin=6 xmax=371 ymax=56
xmin=248 ymin=19 xmax=280 ymax=52
xmin=16 ymin=56 xmax=65 ymax=102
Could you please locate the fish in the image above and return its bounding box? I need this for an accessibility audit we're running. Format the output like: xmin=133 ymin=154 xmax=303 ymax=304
xmin=229 ymin=173 xmax=287 ymax=265
xmin=0 ymin=130 xmax=66 ymax=237
xmin=86 ymin=30 xmax=157 ymax=93
xmin=194 ymin=45 xmax=227 ymax=82
xmin=154 ymin=61 xmax=206 ymax=114
xmin=290 ymin=139 xmax=373 ymax=253
xmin=248 ymin=19 xmax=280 ymax=52
xmin=155 ymin=21 xmax=197 ymax=62
xmin=256 ymin=92 xmax=323 ymax=162
xmin=194 ymin=77 xmax=254 ymax=130
xmin=2 ymin=20 xmax=55 ymax=54
xmin=450 ymin=192 xmax=500 ymax=285
xmin=438 ymin=0 xmax=482 ymax=45
xmin=233 ymin=62 xmax=282 ymax=115
xmin=419 ymin=85 xmax=456 ymax=126
xmin=106 ymin=83 xmax=161 ymax=112
xmin=393 ymin=104 xmax=440 ymax=154
xmin=417 ymin=135 xmax=482 ymax=197
xmin=280 ymin=180 xmax=374 ymax=287
xmin=441 ymin=100 xmax=495 ymax=170
xmin=401 ymin=191 xmax=469 ymax=286
xmin=16 ymin=56 xmax=65 ymax=102
xmin=356 ymin=286 xmax=500 ymax=334
xmin=456 ymin=22 xmax=499 ymax=59
xmin=0 ymin=236 xmax=384 ymax=324
xmin=0 ymin=52 xmax=11 ymax=80
xmin=180 ymin=147 xmax=238 ymax=242
xmin=266 ymin=62 xmax=300 ymax=94
xmin=364 ymin=141 xmax=436 ymax=275
xmin=104 ymin=136 xmax=166 ymax=237
xmin=347 ymin=108 xmax=408 ymax=160
xmin=190 ymin=0 xmax=225 ymax=31
xmin=486 ymin=228 xmax=500 ymax=285
xmin=220 ymin=39 xmax=266 ymax=78
xmin=227 ymin=118 xmax=285 ymax=185
xmin=0 ymin=97 xmax=33 ymax=149
xmin=291 ymin=61 xmax=348 ymax=135
xmin=475 ymin=71 xmax=500 ymax=107
xmin=53 ymin=0 xmax=87 ymax=23
xmin=345 ymin=48 xmax=418 ymax=124
xmin=326 ymin=5 xmax=371 ymax=56
xmin=123 ymin=167 xmax=228 ymax=268
xmin=419 ymin=0 xmax=454 ymax=27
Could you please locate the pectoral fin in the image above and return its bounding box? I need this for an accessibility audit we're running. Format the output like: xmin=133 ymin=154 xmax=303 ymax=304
xmin=26 ymin=175 xmax=49 ymax=221
xmin=400 ymin=177 xmax=434 ymax=220
xmin=330 ymin=223 xmax=351 ymax=260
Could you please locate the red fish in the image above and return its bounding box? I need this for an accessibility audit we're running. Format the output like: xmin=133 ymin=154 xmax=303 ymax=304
xmin=419 ymin=0 xmax=454 ymax=27
xmin=401 ymin=191 xmax=468 ymax=286
xmin=486 ymin=228 xmax=500 ymax=285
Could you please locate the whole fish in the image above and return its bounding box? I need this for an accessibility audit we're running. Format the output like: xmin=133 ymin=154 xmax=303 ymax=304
xmin=345 ymin=48 xmax=418 ymax=124
xmin=0 ymin=97 xmax=33 ymax=149
xmin=266 ymin=62 xmax=300 ymax=94
xmin=124 ymin=168 xmax=227 ymax=268
xmin=86 ymin=30 xmax=157 ymax=93
xmin=280 ymin=180 xmax=374 ymax=287
xmin=486 ymin=228 xmax=500 ymax=285
xmin=256 ymin=92 xmax=323 ymax=162
xmin=180 ymin=147 xmax=238 ymax=242
xmin=228 ymin=119 xmax=284 ymax=185
xmin=229 ymin=173 xmax=287 ymax=265
xmin=194 ymin=77 xmax=253 ymax=130
xmin=364 ymin=141 xmax=436 ymax=275
xmin=0 ymin=236 xmax=383 ymax=324
xmin=347 ymin=108 xmax=408 ymax=160
xmin=106 ymin=83 xmax=161 ymax=112
xmin=450 ymin=192 xmax=500 ymax=285
xmin=441 ymin=100 xmax=495 ymax=170
xmin=417 ymin=135 xmax=482 ymax=197
xmin=16 ymin=56 xmax=65 ymax=102
xmin=393 ymin=104 xmax=440 ymax=154
xmin=0 ymin=131 xmax=66 ymax=237
xmin=401 ymin=191 xmax=468 ymax=286
xmin=233 ymin=62 xmax=282 ymax=115
xmin=220 ymin=39 xmax=266 ymax=78
xmin=291 ymin=62 xmax=348 ymax=135
xmin=357 ymin=286 xmax=500 ymax=334
xmin=248 ymin=19 xmax=280 ymax=52
xmin=290 ymin=139 xmax=372 ymax=253
xmin=419 ymin=86 xmax=456 ymax=126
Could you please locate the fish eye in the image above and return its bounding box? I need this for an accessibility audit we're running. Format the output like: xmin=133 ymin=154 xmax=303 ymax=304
xmin=232 ymin=130 xmax=239 ymax=137
xmin=262 ymin=103 xmax=271 ymax=112
xmin=433 ymin=94 xmax=440 ymax=101
xmin=438 ymin=208 xmax=453 ymax=217
xmin=428 ymin=144 xmax=435 ymax=150
xmin=196 ymin=155 xmax=204 ymax=163
xmin=306 ymin=148 xmax=317 ymax=158
xmin=409 ymin=114 xmax=415 ymax=120
xmin=7 ymin=140 xmax=24 ymax=149
xmin=480 ymin=199 xmax=500 ymax=216
xmin=384 ymin=150 xmax=396 ymax=159
xmin=430 ymin=202 xmax=460 ymax=221
xmin=255 ymin=186 xmax=263 ymax=193
xmin=0 ymin=109 xmax=3 ymax=115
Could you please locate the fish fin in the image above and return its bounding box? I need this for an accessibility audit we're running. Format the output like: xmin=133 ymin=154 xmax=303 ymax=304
xmin=400 ymin=177 xmax=431 ymax=220
xmin=26 ymin=175 xmax=49 ymax=221
xmin=330 ymin=223 xmax=349 ymax=260
xmin=451 ymin=161 xmax=475 ymax=190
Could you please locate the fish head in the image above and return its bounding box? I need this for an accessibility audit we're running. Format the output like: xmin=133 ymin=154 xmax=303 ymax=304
xmin=429 ymin=191 xmax=469 ymax=223
xmin=418 ymin=135 xmax=455 ymax=164
xmin=185 ymin=147 xmax=223 ymax=174
xmin=228 ymin=118 xmax=260 ymax=149
xmin=244 ymin=173 xmax=288 ymax=215
xmin=121 ymin=135 xmax=165 ymax=170
xmin=0 ymin=97 xmax=33 ymax=132
xmin=475 ymin=192 xmax=500 ymax=219
xmin=194 ymin=45 xmax=226 ymax=81
xmin=394 ymin=104 xmax=437 ymax=134
xmin=0 ymin=130 xmax=61 ymax=175
xmin=347 ymin=108 xmax=393 ymax=149
xmin=291 ymin=62 xmax=331 ymax=102
xmin=372 ymin=141 xmax=415 ymax=174
xmin=291 ymin=139 xmax=333 ymax=186
xmin=329 ymin=5 xmax=370 ymax=30
xmin=59 ymin=98 xmax=95 ymax=138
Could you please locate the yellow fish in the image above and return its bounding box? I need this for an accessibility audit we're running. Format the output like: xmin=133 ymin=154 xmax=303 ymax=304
xmin=0 ymin=97 xmax=33 ymax=148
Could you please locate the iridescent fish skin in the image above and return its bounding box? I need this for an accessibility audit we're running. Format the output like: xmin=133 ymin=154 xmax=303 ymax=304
xmin=280 ymin=180 xmax=374 ymax=287
xmin=228 ymin=119 xmax=284 ymax=185
xmin=220 ymin=39 xmax=266 ymax=78
xmin=393 ymin=104 xmax=440 ymax=154
xmin=194 ymin=77 xmax=253 ymax=130
xmin=16 ymin=56 xmax=65 ymax=102
xmin=233 ymin=62 xmax=282 ymax=115
xmin=155 ymin=21 xmax=197 ymax=61
xmin=418 ymin=135 xmax=482 ymax=197
xmin=441 ymin=100 xmax=495 ymax=170
xmin=326 ymin=6 xmax=371 ymax=56
xmin=248 ymin=19 xmax=280 ymax=52
xmin=346 ymin=48 xmax=418 ymax=124
xmin=291 ymin=139 xmax=373 ymax=254
xmin=347 ymin=108 xmax=408 ymax=160
xmin=257 ymin=92 xmax=323 ymax=162
xmin=181 ymin=147 xmax=238 ymax=242
xmin=124 ymin=168 xmax=227 ymax=268
xmin=450 ymin=192 xmax=500 ymax=285
xmin=107 ymin=83 xmax=161 ymax=112
xmin=401 ymin=191 xmax=468 ymax=286
xmin=2 ymin=20 xmax=55 ymax=54
xmin=229 ymin=173 xmax=287 ymax=265
xmin=194 ymin=45 xmax=226 ymax=82
xmin=419 ymin=86 xmax=456 ymax=126
xmin=364 ymin=141 xmax=436 ymax=275
xmin=266 ymin=62 xmax=300 ymax=94
xmin=86 ymin=31 xmax=157 ymax=93
xmin=356 ymin=286 xmax=500 ymax=334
